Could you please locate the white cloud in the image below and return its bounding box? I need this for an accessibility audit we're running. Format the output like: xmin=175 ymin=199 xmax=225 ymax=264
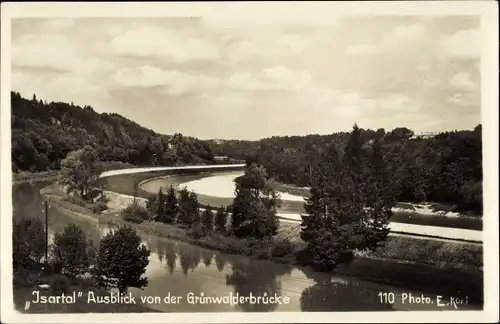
xmin=442 ymin=29 xmax=480 ymax=59
xmin=378 ymin=93 xmax=421 ymax=113
xmin=12 ymin=34 xmax=113 ymax=74
xmin=12 ymin=71 xmax=110 ymax=111
xmin=225 ymin=32 xmax=325 ymax=63
xmin=111 ymin=66 xmax=219 ymax=96
xmin=38 ymin=19 xmax=75 ymax=32
xmin=226 ymin=71 xmax=272 ymax=92
xmin=263 ymin=66 xmax=312 ymax=90
xmin=415 ymin=64 xmax=430 ymax=72
xmin=199 ymin=2 xmax=340 ymax=31
xmin=345 ymin=24 xmax=426 ymax=55
xmin=226 ymin=66 xmax=312 ymax=92
xmin=447 ymin=92 xmax=479 ymax=107
xmin=107 ymin=25 xmax=221 ymax=63
xmin=448 ymin=72 xmax=477 ymax=90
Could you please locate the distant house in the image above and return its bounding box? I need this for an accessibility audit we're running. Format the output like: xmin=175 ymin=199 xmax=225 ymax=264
xmin=214 ymin=156 xmax=229 ymax=162
xmin=165 ymin=138 xmax=175 ymax=150
xmin=411 ymin=132 xmax=439 ymax=139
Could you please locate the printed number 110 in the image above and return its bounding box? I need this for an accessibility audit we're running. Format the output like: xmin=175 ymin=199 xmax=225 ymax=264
xmin=378 ymin=292 xmax=395 ymax=304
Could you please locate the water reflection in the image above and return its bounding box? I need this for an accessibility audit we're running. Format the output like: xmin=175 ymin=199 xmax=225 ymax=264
xmin=178 ymin=248 xmax=202 ymax=276
xmin=225 ymin=258 xmax=293 ymax=312
xmin=13 ymin=181 xmax=101 ymax=245
xmin=214 ymin=253 xmax=226 ymax=272
xmin=202 ymin=251 xmax=214 ymax=267
xmin=299 ymin=271 xmax=393 ymax=312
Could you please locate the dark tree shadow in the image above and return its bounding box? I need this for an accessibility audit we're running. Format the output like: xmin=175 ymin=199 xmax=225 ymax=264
xmin=299 ymin=270 xmax=394 ymax=312
xmin=225 ymin=259 xmax=292 ymax=312
xmin=202 ymin=250 xmax=214 ymax=267
xmin=214 ymin=253 xmax=226 ymax=272
xmin=165 ymin=251 xmax=177 ymax=275
xmin=178 ymin=245 xmax=201 ymax=276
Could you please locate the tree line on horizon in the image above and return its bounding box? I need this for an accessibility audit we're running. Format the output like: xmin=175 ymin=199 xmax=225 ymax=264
xmin=11 ymin=92 xmax=214 ymax=173
xmin=208 ymin=125 xmax=483 ymax=214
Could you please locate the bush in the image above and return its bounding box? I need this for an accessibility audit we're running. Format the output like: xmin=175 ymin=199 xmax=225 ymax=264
xmin=13 ymin=267 xmax=31 ymax=287
xmin=121 ymin=202 xmax=151 ymax=224
xmin=187 ymin=223 xmax=208 ymax=239
xmin=271 ymin=238 xmax=294 ymax=257
xmin=50 ymin=274 xmax=71 ymax=295
xmin=76 ymin=277 xmax=96 ymax=291
xmin=92 ymin=201 xmax=108 ymax=214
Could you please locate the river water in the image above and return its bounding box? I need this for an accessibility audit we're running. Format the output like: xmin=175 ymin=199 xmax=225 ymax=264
xmin=13 ymin=181 xmax=481 ymax=312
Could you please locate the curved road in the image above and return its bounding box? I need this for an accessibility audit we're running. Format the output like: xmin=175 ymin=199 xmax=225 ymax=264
xmin=99 ymin=165 xmax=482 ymax=243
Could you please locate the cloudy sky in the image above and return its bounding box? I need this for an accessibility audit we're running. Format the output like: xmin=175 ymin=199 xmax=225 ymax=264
xmin=11 ymin=11 xmax=481 ymax=140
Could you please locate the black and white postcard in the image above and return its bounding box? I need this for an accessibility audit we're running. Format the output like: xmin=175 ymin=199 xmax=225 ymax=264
xmin=1 ymin=2 xmax=498 ymax=323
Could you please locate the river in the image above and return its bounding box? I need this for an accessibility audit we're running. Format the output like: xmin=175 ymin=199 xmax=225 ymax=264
xmin=13 ymin=181 xmax=481 ymax=312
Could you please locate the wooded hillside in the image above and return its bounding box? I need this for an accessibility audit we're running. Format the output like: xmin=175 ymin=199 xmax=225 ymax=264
xmin=11 ymin=92 xmax=214 ymax=173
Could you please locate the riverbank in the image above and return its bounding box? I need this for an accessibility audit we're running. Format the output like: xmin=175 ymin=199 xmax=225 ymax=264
xmin=40 ymin=179 xmax=483 ymax=305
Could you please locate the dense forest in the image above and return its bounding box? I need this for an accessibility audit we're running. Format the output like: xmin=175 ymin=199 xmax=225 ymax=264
xmin=11 ymin=92 xmax=215 ymax=173
xmin=208 ymin=126 xmax=483 ymax=214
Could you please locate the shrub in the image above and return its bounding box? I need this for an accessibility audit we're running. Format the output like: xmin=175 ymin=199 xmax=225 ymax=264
xmin=214 ymin=206 xmax=228 ymax=235
xmin=92 ymin=201 xmax=108 ymax=214
xmin=77 ymin=277 xmax=97 ymax=291
xmin=187 ymin=223 xmax=208 ymax=239
xmin=13 ymin=267 xmax=31 ymax=287
xmin=50 ymin=274 xmax=71 ymax=295
xmin=121 ymin=203 xmax=151 ymax=224
xmin=271 ymin=238 xmax=294 ymax=257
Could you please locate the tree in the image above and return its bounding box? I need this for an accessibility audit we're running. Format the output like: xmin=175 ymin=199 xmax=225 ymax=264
xmin=62 ymin=146 xmax=103 ymax=201
xmin=153 ymin=188 xmax=167 ymax=223
xmin=13 ymin=216 xmax=46 ymax=271
xmin=231 ymin=163 xmax=280 ymax=238
xmin=201 ymin=208 xmax=214 ymax=232
xmin=358 ymin=137 xmax=394 ymax=251
xmin=176 ymin=187 xmax=191 ymax=225
xmin=51 ymin=224 xmax=93 ymax=278
xmin=177 ymin=188 xmax=200 ymax=227
xmin=164 ymin=186 xmax=178 ymax=223
xmin=146 ymin=194 xmax=157 ymax=216
xmin=300 ymin=143 xmax=354 ymax=270
xmin=93 ymin=226 xmax=150 ymax=294
xmin=300 ymin=124 xmax=394 ymax=270
xmin=214 ymin=205 xmax=228 ymax=234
